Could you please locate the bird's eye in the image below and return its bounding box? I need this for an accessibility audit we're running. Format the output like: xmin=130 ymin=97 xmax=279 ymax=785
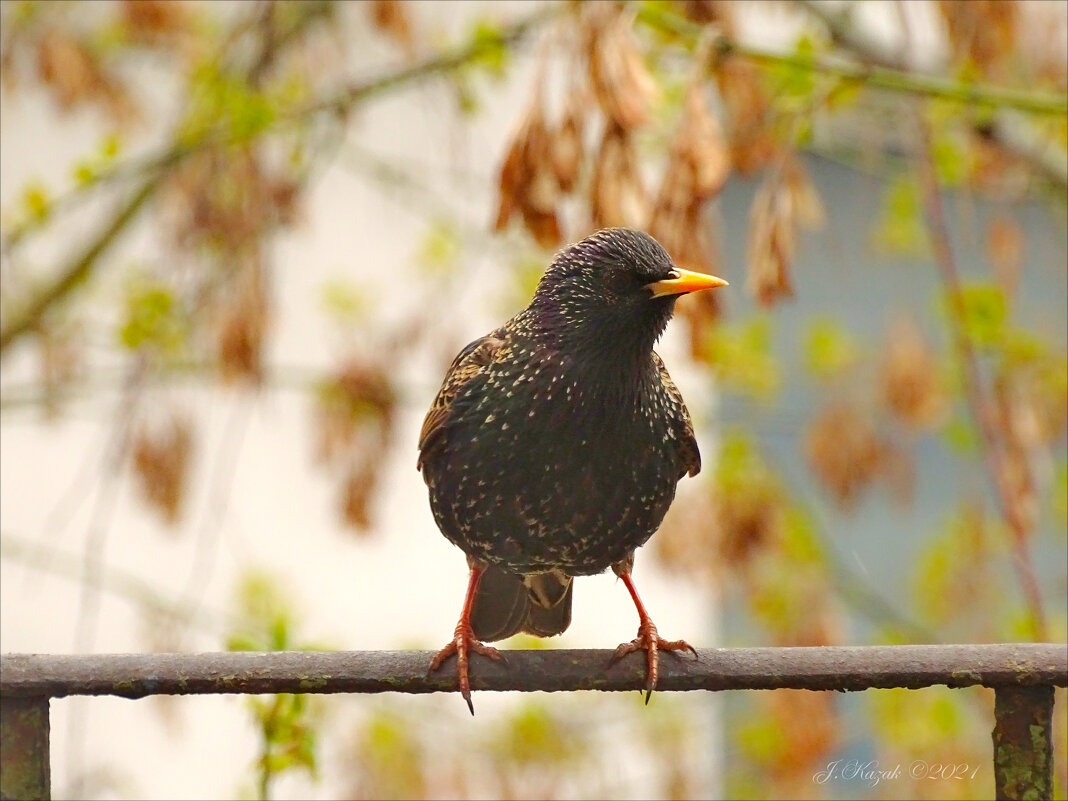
xmin=605 ymin=270 xmax=638 ymax=294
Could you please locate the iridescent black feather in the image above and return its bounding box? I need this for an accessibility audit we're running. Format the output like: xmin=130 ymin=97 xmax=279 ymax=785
xmin=418 ymin=228 xmax=702 ymax=642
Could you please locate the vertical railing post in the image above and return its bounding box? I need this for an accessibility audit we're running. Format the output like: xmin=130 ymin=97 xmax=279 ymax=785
xmin=992 ymin=685 xmax=1055 ymax=801
xmin=0 ymin=695 xmax=51 ymax=801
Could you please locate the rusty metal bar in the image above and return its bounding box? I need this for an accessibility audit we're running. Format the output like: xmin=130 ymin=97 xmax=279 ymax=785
xmin=0 ymin=695 xmax=50 ymax=801
xmin=1 ymin=644 xmax=1063 ymax=801
xmin=1 ymin=643 xmax=1065 ymax=699
xmin=993 ymin=685 xmax=1056 ymax=801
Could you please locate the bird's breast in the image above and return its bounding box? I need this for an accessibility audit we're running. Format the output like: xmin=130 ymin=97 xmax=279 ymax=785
xmin=422 ymin=354 xmax=682 ymax=574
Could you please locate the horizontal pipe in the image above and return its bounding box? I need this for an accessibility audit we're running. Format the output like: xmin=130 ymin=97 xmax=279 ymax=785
xmin=2 ymin=643 xmax=1064 ymax=700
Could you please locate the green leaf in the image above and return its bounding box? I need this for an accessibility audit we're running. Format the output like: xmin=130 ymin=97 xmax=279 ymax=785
xmin=931 ymin=130 xmax=969 ymax=186
xmin=320 ymin=279 xmax=368 ymax=325
xmin=736 ymin=713 xmax=786 ymax=764
xmin=953 ymin=283 xmax=1006 ymax=349
xmin=715 ymin=430 xmax=774 ymax=490
xmin=702 ymin=317 xmax=780 ymax=399
xmin=467 ymin=18 xmax=511 ymax=78
xmin=355 ymin=710 xmax=426 ymax=798
xmin=21 ymin=182 xmax=51 ymax=222
xmin=497 ymin=250 xmax=550 ymax=317
xmin=180 ymin=61 xmax=276 ymax=144
xmin=228 ymin=86 xmax=275 ymax=141
xmin=507 ymin=633 xmax=554 ymax=650
xmin=1000 ymin=326 xmax=1043 ymax=366
xmin=73 ymin=163 xmax=97 ymax=187
xmin=870 ymin=687 xmax=966 ymax=750
xmin=225 ymin=634 xmax=262 ymax=652
xmin=71 ymin=134 xmax=124 ymax=188
xmin=825 ymin=77 xmax=864 ymax=110
xmin=941 ymin=414 xmax=980 ymax=455
xmin=780 ymin=507 xmax=824 ymax=566
xmin=871 ymin=173 xmax=930 ymax=257
xmin=450 ymin=71 xmax=482 ymax=115
xmin=118 ymin=280 xmax=186 ymax=353
xmin=912 ymin=504 xmax=1003 ymax=630
xmin=270 ymin=614 xmax=290 ymax=652
xmin=495 ymin=700 xmax=579 ymax=765
xmin=415 ymin=220 xmax=462 ymax=275
xmin=767 ymin=34 xmax=818 ymax=103
xmin=9 ymin=0 xmax=39 ymax=25
xmin=100 ymin=132 xmax=122 ymax=161
xmin=226 ymin=571 xmax=325 ymax=797
xmin=225 ymin=570 xmax=303 ymax=653
xmin=804 ymin=317 xmax=861 ymax=380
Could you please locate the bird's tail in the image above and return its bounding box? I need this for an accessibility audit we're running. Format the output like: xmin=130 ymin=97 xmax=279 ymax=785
xmin=470 ymin=565 xmax=573 ymax=642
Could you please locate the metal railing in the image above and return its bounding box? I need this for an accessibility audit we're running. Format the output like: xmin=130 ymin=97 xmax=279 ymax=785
xmin=1 ymin=643 xmax=1065 ymax=800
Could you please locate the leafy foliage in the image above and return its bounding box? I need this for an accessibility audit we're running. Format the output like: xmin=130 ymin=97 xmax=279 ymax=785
xmin=226 ymin=571 xmax=330 ymax=800
xmin=119 ymin=278 xmax=186 ymax=354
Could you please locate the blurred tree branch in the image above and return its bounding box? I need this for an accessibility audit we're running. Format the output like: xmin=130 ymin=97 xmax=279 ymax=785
xmin=307 ymin=4 xmax=560 ymax=116
xmin=0 ymin=532 xmax=231 ymax=635
xmin=795 ymin=0 xmax=1068 ymax=191
xmin=911 ymin=107 xmax=1048 ymax=641
xmin=0 ymin=164 xmax=172 ymax=356
xmin=0 ymin=4 xmax=559 ymax=359
xmin=6 ymin=2 xmax=1058 ymax=357
xmin=638 ymin=3 xmax=1067 ymax=118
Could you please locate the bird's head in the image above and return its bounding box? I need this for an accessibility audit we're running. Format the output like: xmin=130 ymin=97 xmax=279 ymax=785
xmin=529 ymin=228 xmax=727 ymax=358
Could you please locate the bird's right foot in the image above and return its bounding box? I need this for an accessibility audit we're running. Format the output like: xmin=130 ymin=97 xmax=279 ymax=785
xmin=610 ymin=618 xmax=696 ymax=702
xmin=428 ymin=622 xmax=504 ymax=715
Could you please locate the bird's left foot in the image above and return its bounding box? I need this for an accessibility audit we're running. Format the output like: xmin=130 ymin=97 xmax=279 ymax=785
xmin=611 ymin=619 xmax=697 ymax=702
xmin=428 ymin=622 xmax=503 ymax=715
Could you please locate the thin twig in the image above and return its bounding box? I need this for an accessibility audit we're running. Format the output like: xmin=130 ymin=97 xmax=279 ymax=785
xmin=889 ymin=0 xmax=1049 ymax=641
xmin=65 ymin=359 xmax=144 ymax=799
xmin=176 ymin=392 xmax=254 ymax=629
xmin=910 ymin=106 xmax=1048 ymax=641
xmin=892 ymin=0 xmax=1050 ymax=645
xmin=0 ymin=533 xmax=230 ymax=634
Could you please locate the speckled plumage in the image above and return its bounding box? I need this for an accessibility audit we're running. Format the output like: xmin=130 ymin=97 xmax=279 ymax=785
xmin=418 ymin=228 xmax=726 ymax=712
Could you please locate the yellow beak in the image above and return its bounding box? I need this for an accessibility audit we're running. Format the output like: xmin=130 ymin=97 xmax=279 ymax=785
xmin=646 ymin=267 xmax=729 ymax=298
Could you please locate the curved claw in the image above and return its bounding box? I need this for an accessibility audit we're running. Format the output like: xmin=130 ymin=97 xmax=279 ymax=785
xmin=610 ymin=621 xmax=696 ymax=703
xmin=428 ymin=624 xmax=503 ymax=715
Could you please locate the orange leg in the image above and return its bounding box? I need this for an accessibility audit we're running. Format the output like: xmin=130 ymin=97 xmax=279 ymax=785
xmin=428 ymin=559 xmax=504 ymax=715
xmin=610 ymin=562 xmax=697 ymax=703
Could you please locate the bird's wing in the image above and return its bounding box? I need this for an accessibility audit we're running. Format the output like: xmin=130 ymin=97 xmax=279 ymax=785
xmin=652 ymin=351 xmax=702 ymax=478
xmin=417 ymin=328 xmax=508 ymax=471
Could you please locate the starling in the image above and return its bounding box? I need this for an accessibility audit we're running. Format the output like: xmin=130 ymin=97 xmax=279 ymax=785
xmin=418 ymin=227 xmax=727 ymax=713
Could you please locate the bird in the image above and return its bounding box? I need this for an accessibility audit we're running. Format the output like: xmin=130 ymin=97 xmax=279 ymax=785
xmin=417 ymin=227 xmax=728 ymax=713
